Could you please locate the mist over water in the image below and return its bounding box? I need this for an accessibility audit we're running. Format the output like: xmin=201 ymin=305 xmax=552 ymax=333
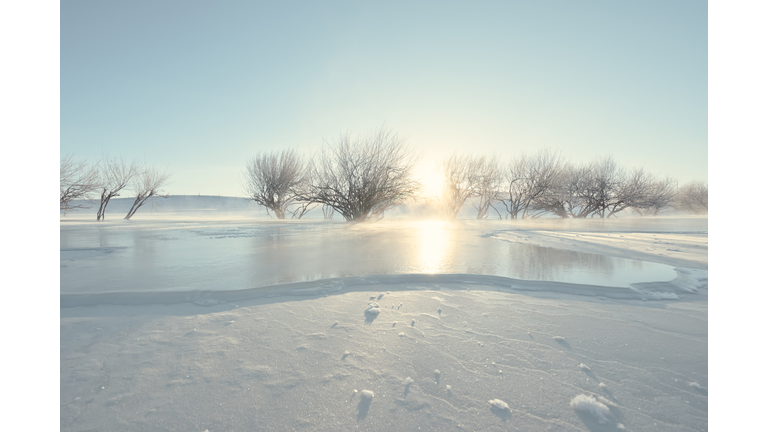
xmin=59 ymin=218 xmax=693 ymax=295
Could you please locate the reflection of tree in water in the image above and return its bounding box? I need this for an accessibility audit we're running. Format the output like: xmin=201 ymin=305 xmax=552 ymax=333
xmin=510 ymin=244 xmax=616 ymax=282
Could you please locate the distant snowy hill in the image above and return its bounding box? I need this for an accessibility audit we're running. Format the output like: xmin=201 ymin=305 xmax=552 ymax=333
xmin=62 ymin=195 xmax=270 ymax=219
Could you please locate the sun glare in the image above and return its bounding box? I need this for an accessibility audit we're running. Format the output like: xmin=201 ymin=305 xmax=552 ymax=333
xmin=417 ymin=220 xmax=450 ymax=273
xmin=419 ymin=170 xmax=444 ymax=198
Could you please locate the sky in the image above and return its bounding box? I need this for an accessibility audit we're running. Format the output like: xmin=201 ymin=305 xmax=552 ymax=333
xmin=60 ymin=0 xmax=707 ymax=197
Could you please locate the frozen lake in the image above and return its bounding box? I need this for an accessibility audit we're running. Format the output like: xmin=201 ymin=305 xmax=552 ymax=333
xmin=60 ymin=217 xmax=705 ymax=296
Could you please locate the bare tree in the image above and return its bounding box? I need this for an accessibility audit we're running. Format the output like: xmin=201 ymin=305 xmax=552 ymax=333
xmin=124 ymin=166 xmax=172 ymax=220
xmin=301 ymin=126 xmax=421 ymax=222
xmin=436 ymin=153 xmax=480 ymax=219
xmin=565 ymin=157 xmax=678 ymax=218
xmin=322 ymin=204 xmax=335 ymax=219
xmin=470 ymin=155 xmax=503 ymax=219
xmin=631 ymin=176 xmax=678 ymax=216
xmin=603 ymin=167 xmax=655 ymax=218
xmin=242 ymin=149 xmax=312 ymax=219
xmin=287 ymin=200 xmax=317 ymax=219
xmin=531 ymin=162 xmax=585 ymax=218
xmin=673 ymin=180 xmax=708 ymax=215
xmin=96 ymin=157 xmax=141 ymax=221
xmin=60 ymin=154 xmax=100 ymax=215
xmin=562 ymin=156 xmax=654 ymax=219
xmin=575 ymin=156 xmax=625 ymax=218
xmin=533 ymin=156 xmax=668 ymax=219
xmin=500 ymin=149 xmax=564 ymax=219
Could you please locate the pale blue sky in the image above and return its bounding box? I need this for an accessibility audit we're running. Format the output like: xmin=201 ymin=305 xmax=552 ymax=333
xmin=61 ymin=0 xmax=707 ymax=196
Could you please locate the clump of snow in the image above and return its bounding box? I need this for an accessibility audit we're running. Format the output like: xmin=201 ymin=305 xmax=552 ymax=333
xmin=488 ymin=399 xmax=510 ymax=411
xmin=689 ymin=381 xmax=703 ymax=390
xmin=360 ymin=390 xmax=374 ymax=400
xmin=553 ymin=336 xmax=566 ymax=342
xmin=405 ymin=377 xmax=414 ymax=385
xmin=365 ymin=303 xmax=381 ymax=316
xmin=617 ymin=423 xmax=625 ymax=430
xmin=398 ymin=332 xmax=404 ymax=337
xmin=599 ymin=382 xmax=607 ymax=389
xmin=570 ymin=394 xmax=610 ymax=424
xmin=446 ymin=385 xmax=452 ymax=391
xmin=579 ymin=363 xmax=591 ymax=371
xmin=434 ymin=369 xmax=441 ymax=377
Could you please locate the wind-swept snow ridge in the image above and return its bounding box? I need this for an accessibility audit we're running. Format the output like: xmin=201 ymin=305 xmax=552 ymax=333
xmin=60 ymin=271 xmax=707 ymax=307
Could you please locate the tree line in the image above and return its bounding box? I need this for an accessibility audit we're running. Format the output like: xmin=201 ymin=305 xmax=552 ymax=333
xmin=61 ymin=127 xmax=707 ymax=221
xmin=60 ymin=154 xmax=171 ymax=220
xmin=242 ymin=127 xmax=707 ymax=221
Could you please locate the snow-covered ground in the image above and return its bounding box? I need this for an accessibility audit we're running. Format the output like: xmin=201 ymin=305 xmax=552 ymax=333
xmin=61 ymin=198 xmax=708 ymax=431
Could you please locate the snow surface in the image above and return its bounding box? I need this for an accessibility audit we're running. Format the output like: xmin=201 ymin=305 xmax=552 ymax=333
xmin=60 ymin=201 xmax=708 ymax=431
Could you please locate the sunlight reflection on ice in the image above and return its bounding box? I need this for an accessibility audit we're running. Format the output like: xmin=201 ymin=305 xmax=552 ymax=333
xmin=60 ymin=219 xmax=682 ymax=294
xmin=417 ymin=220 xmax=450 ymax=274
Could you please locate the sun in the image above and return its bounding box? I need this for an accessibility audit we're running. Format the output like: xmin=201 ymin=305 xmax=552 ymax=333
xmin=415 ymin=162 xmax=444 ymax=198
